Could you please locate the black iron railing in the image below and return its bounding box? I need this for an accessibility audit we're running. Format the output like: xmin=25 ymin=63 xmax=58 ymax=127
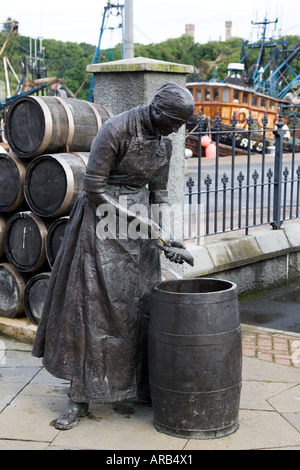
xmin=184 ymin=107 xmax=300 ymax=243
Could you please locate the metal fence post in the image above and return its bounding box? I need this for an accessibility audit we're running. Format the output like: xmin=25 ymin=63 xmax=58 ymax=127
xmin=271 ymin=106 xmax=285 ymax=229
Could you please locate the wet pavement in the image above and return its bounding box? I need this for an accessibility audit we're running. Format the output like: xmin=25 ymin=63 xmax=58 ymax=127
xmin=239 ymin=282 xmax=300 ymax=334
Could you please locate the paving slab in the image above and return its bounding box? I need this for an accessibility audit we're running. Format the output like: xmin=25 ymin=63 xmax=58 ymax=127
xmin=0 ymin=440 xmax=48 ymax=450
xmin=282 ymin=413 xmax=300 ymax=432
xmin=184 ymin=410 xmax=300 ymax=450
xmin=0 ymin=366 xmax=42 ymax=409
xmin=240 ymin=381 xmax=295 ymax=411
xmin=242 ymin=356 xmax=300 ymax=382
xmin=0 ymin=393 xmax=63 ymax=443
xmin=23 ymin=371 xmax=70 ymax=398
xmin=268 ymin=385 xmax=300 ymax=413
xmin=51 ymin=401 xmax=189 ymax=451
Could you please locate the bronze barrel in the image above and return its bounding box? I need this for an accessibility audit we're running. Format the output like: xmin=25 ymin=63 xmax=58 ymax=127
xmin=24 ymin=152 xmax=88 ymax=217
xmin=149 ymin=278 xmax=242 ymax=439
xmin=5 ymin=96 xmax=113 ymax=158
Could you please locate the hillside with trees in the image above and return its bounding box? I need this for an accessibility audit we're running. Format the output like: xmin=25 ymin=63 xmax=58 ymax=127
xmin=0 ymin=18 xmax=299 ymax=101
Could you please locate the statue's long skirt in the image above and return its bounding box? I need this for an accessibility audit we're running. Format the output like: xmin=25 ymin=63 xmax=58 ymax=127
xmin=32 ymin=187 xmax=160 ymax=403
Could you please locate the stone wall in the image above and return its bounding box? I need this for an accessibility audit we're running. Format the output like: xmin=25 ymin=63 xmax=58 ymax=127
xmin=183 ymin=223 xmax=300 ymax=294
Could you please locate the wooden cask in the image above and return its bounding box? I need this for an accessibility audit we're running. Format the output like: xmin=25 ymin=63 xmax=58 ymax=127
xmin=0 ymin=263 xmax=27 ymax=317
xmin=24 ymin=272 xmax=51 ymax=325
xmin=24 ymin=152 xmax=88 ymax=217
xmin=4 ymin=211 xmax=49 ymax=272
xmin=5 ymin=96 xmax=113 ymax=158
xmin=46 ymin=216 xmax=69 ymax=268
xmin=0 ymin=153 xmax=27 ymax=212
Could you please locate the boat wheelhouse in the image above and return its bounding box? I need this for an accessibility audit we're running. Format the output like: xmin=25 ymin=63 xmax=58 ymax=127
xmin=186 ymin=81 xmax=286 ymax=130
xmin=184 ymin=81 xmax=299 ymax=156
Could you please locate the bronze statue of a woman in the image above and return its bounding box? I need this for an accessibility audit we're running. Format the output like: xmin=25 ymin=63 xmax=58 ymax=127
xmin=32 ymin=82 xmax=195 ymax=429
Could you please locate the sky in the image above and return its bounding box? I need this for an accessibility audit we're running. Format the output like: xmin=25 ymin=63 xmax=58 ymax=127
xmin=1 ymin=0 xmax=300 ymax=51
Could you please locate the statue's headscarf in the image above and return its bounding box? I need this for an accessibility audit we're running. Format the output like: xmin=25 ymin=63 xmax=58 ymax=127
xmin=151 ymin=82 xmax=195 ymax=123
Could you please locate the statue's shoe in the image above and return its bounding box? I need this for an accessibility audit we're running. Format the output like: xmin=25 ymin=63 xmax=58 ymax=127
xmin=55 ymin=399 xmax=89 ymax=430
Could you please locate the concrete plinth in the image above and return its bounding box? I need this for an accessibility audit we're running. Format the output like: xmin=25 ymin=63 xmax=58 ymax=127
xmin=86 ymin=57 xmax=194 ymax=115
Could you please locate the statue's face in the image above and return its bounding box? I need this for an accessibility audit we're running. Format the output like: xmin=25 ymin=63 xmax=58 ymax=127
xmin=151 ymin=109 xmax=184 ymax=136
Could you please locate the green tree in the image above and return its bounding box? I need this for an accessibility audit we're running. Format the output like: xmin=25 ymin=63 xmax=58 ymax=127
xmin=64 ymin=57 xmax=92 ymax=100
xmin=0 ymin=25 xmax=299 ymax=100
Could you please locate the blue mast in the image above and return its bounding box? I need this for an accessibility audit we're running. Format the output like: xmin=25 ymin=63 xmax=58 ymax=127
xmin=88 ymin=2 xmax=125 ymax=102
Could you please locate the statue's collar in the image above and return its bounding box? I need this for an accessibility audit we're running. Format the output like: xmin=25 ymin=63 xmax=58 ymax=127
xmin=139 ymin=105 xmax=160 ymax=139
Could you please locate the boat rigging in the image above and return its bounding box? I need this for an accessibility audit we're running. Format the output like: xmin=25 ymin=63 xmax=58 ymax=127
xmin=227 ymin=17 xmax=300 ymax=100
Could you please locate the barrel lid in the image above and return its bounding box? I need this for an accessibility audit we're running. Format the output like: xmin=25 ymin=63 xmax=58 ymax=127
xmin=5 ymin=96 xmax=46 ymax=158
xmin=4 ymin=212 xmax=47 ymax=272
xmin=24 ymin=154 xmax=68 ymax=217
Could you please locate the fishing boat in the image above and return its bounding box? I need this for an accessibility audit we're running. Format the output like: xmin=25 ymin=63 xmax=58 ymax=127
xmin=185 ymin=79 xmax=292 ymax=156
xmin=185 ymin=17 xmax=300 ymax=156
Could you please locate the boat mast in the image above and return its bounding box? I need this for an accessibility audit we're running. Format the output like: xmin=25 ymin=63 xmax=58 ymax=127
xmin=88 ymin=1 xmax=126 ymax=101
xmin=251 ymin=17 xmax=278 ymax=84
xmin=240 ymin=17 xmax=300 ymax=98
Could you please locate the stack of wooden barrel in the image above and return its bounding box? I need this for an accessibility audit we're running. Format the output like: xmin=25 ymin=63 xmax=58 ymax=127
xmin=0 ymin=95 xmax=113 ymax=325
